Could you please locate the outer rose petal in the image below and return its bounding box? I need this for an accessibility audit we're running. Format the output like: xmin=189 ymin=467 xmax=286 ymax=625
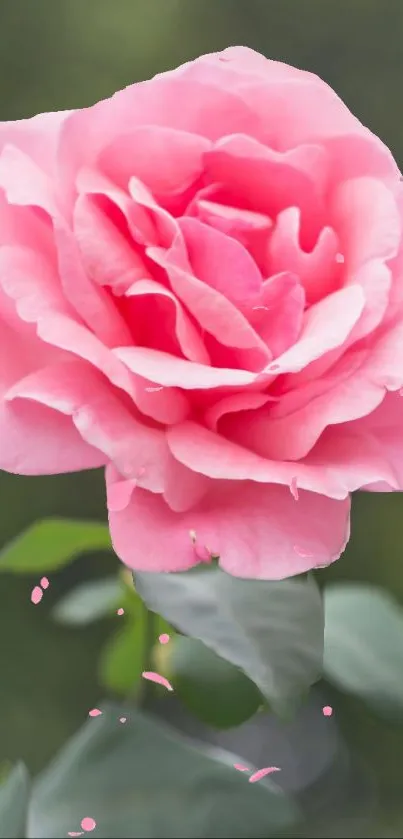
xmin=0 ymin=110 xmax=71 ymax=173
xmin=5 ymin=360 xmax=173 ymax=491
xmin=177 ymin=47 xmax=399 ymax=181
xmin=0 ymin=398 xmax=105 ymax=475
xmin=351 ymin=392 xmax=403 ymax=490
xmin=166 ymin=420 xmax=400 ymax=498
xmin=106 ymin=467 xmax=350 ymax=579
xmin=0 ymin=323 xmax=104 ymax=475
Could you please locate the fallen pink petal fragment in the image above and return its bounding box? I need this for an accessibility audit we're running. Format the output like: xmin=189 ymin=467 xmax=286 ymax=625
xmin=159 ymin=633 xmax=170 ymax=645
xmin=290 ymin=476 xmax=299 ymax=500
xmin=40 ymin=576 xmax=50 ymax=589
xmin=322 ymin=705 xmax=333 ymax=717
xmin=194 ymin=543 xmax=213 ymax=563
xmin=142 ymin=670 xmax=174 ymax=691
xmin=88 ymin=708 xmax=102 ymax=718
xmin=119 ymin=716 xmax=127 ymax=723
xmin=189 ymin=529 xmax=213 ymax=563
xmin=31 ymin=586 xmax=43 ymax=605
xmin=234 ymin=763 xmax=250 ymax=772
xmin=249 ymin=767 xmax=281 ymax=783
xmin=117 ymin=608 xmax=125 ymax=616
xmin=293 ymin=544 xmax=314 ymax=558
xmin=80 ymin=818 xmax=97 ymax=832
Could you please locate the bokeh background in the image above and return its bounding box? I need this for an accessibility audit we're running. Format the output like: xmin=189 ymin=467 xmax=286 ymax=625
xmin=1 ymin=1 xmax=403 ymax=836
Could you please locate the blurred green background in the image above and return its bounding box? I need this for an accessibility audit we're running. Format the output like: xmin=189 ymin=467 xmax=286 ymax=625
xmin=1 ymin=0 xmax=403 ymax=835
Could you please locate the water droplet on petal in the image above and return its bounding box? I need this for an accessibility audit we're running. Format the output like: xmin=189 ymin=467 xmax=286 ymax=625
xmin=336 ymin=253 xmax=345 ymax=263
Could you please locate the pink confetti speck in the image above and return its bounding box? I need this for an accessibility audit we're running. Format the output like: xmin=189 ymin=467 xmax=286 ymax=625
xmin=31 ymin=586 xmax=43 ymax=605
xmin=117 ymin=608 xmax=125 ymax=616
xmin=88 ymin=708 xmax=102 ymax=718
xmin=40 ymin=576 xmax=50 ymax=589
xmin=142 ymin=671 xmax=174 ymax=691
xmin=290 ymin=476 xmax=299 ymax=501
xmin=249 ymin=767 xmax=281 ymax=783
xmin=234 ymin=763 xmax=250 ymax=772
xmin=81 ymin=818 xmax=97 ymax=832
xmin=293 ymin=544 xmax=314 ymax=558
xmin=323 ymin=705 xmax=333 ymax=717
xmin=159 ymin=633 xmax=170 ymax=645
xmin=119 ymin=716 xmax=127 ymax=723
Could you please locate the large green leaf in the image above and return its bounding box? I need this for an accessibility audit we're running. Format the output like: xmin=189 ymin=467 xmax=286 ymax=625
xmin=167 ymin=636 xmax=262 ymax=728
xmin=52 ymin=578 xmax=121 ymax=626
xmin=324 ymin=583 xmax=403 ymax=715
xmin=0 ymin=763 xmax=30 ymax=838
xmin=28 ymin=705 xmax=298 ymax=838
xmin=99 ymin=620 xmax=145 ymax=697
xmin=135 ymin=567 xmax=323 ymax=712
xmin=0 ymin=519 xmax=111 ymax=574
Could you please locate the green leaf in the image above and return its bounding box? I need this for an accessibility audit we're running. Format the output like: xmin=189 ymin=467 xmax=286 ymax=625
xmin=324 ymin=583 xmax=403 ymax=715
xmin=0 ymin=763 xmax=30 ymax=838
xmin=28 ymin=704 xmax=298 ymax=838
xmin=52 ymin=578 xmax=121 ymax=626
xmin=168 ymin=636 xmax=262 ymax=728
xmin=99 ymin=621 xmax=145 ymax=697
xmin=0 ymin=519 xmax=111 ymax=574
xmin=135 ymin=567 xmax=323 ymax=713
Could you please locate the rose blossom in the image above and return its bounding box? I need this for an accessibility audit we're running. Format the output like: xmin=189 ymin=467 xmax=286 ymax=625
xmin=0 ymin=46 xmax=402 ymax=579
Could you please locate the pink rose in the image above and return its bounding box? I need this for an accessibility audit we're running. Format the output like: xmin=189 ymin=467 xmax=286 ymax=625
xmin=1 ymin=46 xmax=402 ymax=579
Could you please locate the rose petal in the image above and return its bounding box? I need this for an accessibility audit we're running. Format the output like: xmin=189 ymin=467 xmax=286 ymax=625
xmin=107 ymin=473 xmax=350 ymax=579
